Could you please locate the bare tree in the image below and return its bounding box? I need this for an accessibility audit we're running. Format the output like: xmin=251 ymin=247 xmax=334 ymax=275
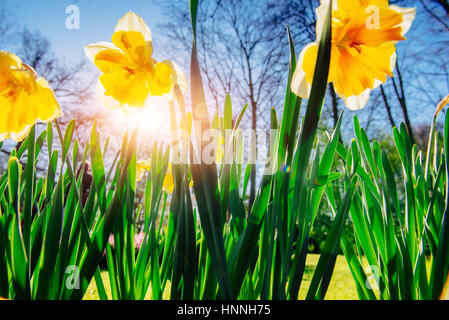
xmin=392 ymin=59 xmax=416 ymax=143
xmin=420 ymin=0 xmax=449 ymax=31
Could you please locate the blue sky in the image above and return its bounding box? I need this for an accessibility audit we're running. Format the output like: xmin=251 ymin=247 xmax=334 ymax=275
xmin=3 ymin=0 xmax=169 ymax=63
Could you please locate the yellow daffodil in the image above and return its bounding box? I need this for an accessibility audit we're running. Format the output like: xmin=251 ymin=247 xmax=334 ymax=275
xmin=0 ymin=51 xmax=61 ymax=142
xmin=136 ymin=159 xmax=151 ymax=182
xmin=291 ymin=0 xmax=416 ymax=110
xmin=162 ymin=163 xmax=175 ymax=194
xmin=215 ymin=134 xmax=225 ymax=164
xmin=136 ymin=161 xmax=193 ymax=193
xmin=84 ymin=11 xmax=188 ymax=109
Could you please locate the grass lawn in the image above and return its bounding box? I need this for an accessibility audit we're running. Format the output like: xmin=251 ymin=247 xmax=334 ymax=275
xmin=83 ymin=254 xmax=361 ymax=300
xmin=298 ymin=254 xmax=360 ymax=300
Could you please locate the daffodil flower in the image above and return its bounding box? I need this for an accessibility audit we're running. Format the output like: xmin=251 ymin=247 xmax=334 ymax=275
xmin=137 ymin=161 xmax=192 ymax=194
xmin=85 ymin=11 xmax=188 ymax=109
xmin=291 ymin=0 xmax=416 ymax=110
xmin=136 ymin=159 xmax=151 ymax=182
xmin=0 ymin=51 xmax=61 ymax=142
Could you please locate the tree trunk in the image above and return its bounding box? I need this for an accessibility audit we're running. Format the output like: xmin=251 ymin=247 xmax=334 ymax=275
xmin=392 ymin=61 xmax=416 ymax=145
xmin=249 ymin=98 xmax=257 ymax=210
xmin=244 ymin=53 xmax=257 ymax=210
xmin=380 ymin=84 xmax=397 ymax=129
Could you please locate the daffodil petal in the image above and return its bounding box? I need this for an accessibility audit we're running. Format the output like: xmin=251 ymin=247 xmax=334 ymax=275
xmin=0 ymin=51 xmax=22 ymax=72
xmin=338 ymin=87 xmax=372 ymax=111
xmin=114 ymin=11 xmax=152 ymax=42
xmin=84 ymin=42 xmax=119 ymax=64
xmin=94 ymin=49 xmax=135 ymax=74
xmin=111 ymin=30 xmax=153 ymax=64
xmin=389 ymin=5 xmax=416 ymax=36
xmin=100 ymin=68 xmax=150 ymax=107
xmin=163 ymin=60 xmax=189 ymax=96
xmin=291 ymin=42 xmax=318 ymax=99
xmin=146 ymin=62 xmax=174 ymax=98
xmin=389 ymin=51 xmax=397 ymax=74
xmin=112 ymin=12 xmax=153 ymax=64
xmin=96 ymin=79 xmax=122 ymax=109
xmin=2 ymin=125 xmax=33 ymax=142
xmin=315 ymin=0 xmax=330 ymax=42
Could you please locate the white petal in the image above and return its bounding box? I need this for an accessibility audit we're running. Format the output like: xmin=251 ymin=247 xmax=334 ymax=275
xmin=373 ymin=79 xmax=383 ymax=91
xmin=96 ymin=79 xmax=122 ymax=109
xmin=390 ymin=51 xmax=397 ymax=72
xmin=338 ymin=88 xmax=372 ymax=111
xmin=164 ymin=60 xmax=189 ymax=96
xmin=315 ymin=0 xmax=331 ymax=42
xmin=84 ymin=42 xmax=119 ymax=64
xmin=389 ymin=5 xmax=416 ymax=36
xmin=290 ymin=42 xmax=317 ymax=99
xmin=114 ymin=11 xmax=152 ymax=42
xmin=8 ymin=125 xmax=33 ymax=142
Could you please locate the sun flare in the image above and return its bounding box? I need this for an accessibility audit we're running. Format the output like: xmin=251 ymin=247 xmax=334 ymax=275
xmin=109 ymin=98 xmax=172 ymax=142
